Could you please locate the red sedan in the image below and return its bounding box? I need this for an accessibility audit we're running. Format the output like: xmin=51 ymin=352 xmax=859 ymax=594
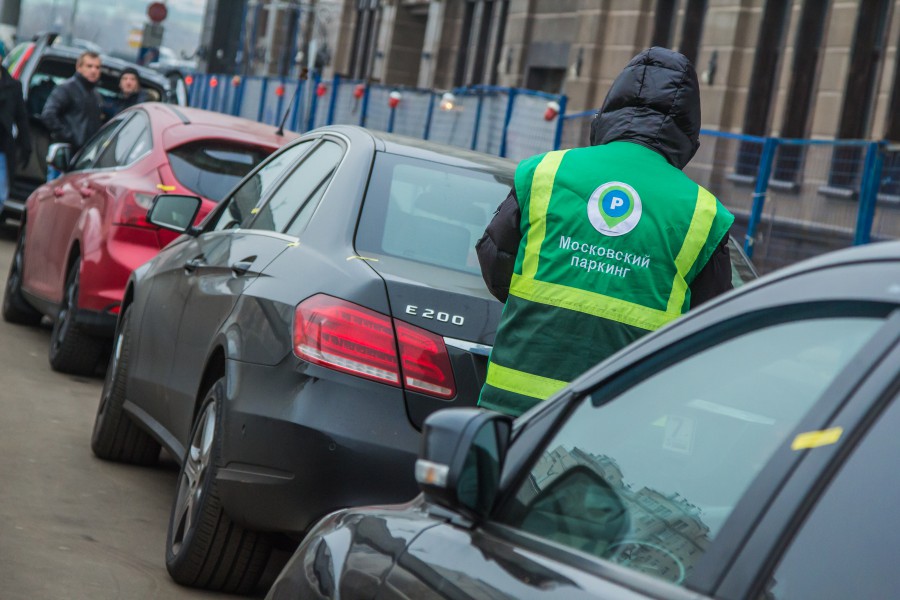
xmin=2 ymin=103 xmax=295 ymax=375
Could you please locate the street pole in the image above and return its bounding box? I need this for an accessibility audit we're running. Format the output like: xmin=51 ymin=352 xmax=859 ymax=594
xmin=64 ymin=0 xmax=80 ymax=45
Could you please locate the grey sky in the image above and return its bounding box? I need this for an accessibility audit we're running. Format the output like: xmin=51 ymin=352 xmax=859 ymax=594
xmin=17 ymin=0 xmax=204 ymax=58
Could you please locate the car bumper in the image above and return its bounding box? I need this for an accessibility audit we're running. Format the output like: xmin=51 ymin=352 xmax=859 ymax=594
xmin=216 ymin=357 xmax=423 ymax=536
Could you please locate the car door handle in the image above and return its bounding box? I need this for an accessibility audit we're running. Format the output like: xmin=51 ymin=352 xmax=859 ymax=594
xmin=184 ymin=256 xmax=206 ymax=272
xmin=230 ymin=260 xmax=255 ymax=276
xmin=79 ymin=186 xmax=93 ymax=198
xmin=53 ymin=187 xmax=65 ymax=197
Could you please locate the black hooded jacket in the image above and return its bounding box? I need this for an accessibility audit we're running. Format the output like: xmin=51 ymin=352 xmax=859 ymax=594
xmin=476 ymin=47 xmax=732 ymax=306
xmin=41 ymin=73 xmax=103 ymax=151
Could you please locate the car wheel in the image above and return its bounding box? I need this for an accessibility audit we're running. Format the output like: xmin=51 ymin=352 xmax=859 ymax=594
xmin=2 ymin=226 xmax=42 ymax=325
xmin=48 ymin=258 xmax=104 ymax=375
xmin=91 ymin=304 xmax=160 ymax=464
xmin=165 ymin=378 xmax=272 ymax=593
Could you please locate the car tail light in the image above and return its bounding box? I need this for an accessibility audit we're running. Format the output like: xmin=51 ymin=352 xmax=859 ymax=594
xmin=394 ymin=320 xmax=455 ymax=398
xmin=114 ymin=192 xmax=157 ymax=228
xmin=293 ymin=294 xmax=456 ymax=399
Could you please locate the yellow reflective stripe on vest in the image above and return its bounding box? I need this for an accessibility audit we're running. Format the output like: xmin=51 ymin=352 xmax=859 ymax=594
xmin=510 ymin=272 xmax=675 ymax=330
xmin=521 ymin=150 xmax=569 ymax=279
xmin=486 ymin=362 xmax=569 ymax=401
xmin=667 ymin=186 xmax=718 ymax=314
xmin=512 ymin=169 xmax=719 ymax=331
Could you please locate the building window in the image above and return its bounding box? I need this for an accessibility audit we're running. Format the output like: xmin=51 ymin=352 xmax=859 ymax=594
xmin=652 ymin=0 xmax=677 ymax=48
xmin=350 ymin=0 xmax=380 ymax=80
xmin=829 ymin=0 xmax=891 ymax=189
xmin=678 ymin=0 xmax=708 ymax=65
xmin=772 ymin=0 xmax=830 ymax=185
xmin=735 ymin=0 xmax=791 ymax=178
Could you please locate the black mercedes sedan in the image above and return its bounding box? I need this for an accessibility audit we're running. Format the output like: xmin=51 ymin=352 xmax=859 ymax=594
xmin=88 ymin=125 xmax=756 ymax=594
xmin=266 ymin=240 xmax=900 ymax=600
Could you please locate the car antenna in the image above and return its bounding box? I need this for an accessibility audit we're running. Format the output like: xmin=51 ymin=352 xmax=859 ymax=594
xmin=276 ymin=67 xmax=309 ymax=137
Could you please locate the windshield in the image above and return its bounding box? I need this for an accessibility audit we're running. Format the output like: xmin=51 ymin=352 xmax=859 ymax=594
xmin=500 ymin=313 xmax=886 ymax=585
xmin=355 ymin=152 xmax=514 ymax=274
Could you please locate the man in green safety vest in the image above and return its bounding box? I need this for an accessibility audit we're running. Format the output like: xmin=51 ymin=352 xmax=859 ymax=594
xmin=476 ymin=47 xmax=735 ymax=418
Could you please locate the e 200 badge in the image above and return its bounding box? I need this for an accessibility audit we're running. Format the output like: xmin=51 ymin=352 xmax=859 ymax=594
xmin=587 ymin=181 xmax=643 ymax=237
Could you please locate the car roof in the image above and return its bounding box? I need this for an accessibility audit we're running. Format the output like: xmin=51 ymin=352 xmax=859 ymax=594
xmin=310 ymin=124 xmax=518 ymax=175
xmin=550 ymin=239 xmax=900 ymax=403
xmin=138 ymin=103 xmax=297 ymax=150
xmin=38 ymin=45 xmax=169 ymax=87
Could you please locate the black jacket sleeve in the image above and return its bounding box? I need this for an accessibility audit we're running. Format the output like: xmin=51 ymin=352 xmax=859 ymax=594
xmin=476 ymin=188 xmax=522 ymax=303
xmin=13 ymin=80 xmax=32 ymax=165
xmin=41 ymin=84 xmax=74 ymax=144
xmin=688 ymin=230 xmax=733 ymax=308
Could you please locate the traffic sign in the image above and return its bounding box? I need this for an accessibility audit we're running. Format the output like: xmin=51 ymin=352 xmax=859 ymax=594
xmin=147 ymin=2 xmax=167 ymax=23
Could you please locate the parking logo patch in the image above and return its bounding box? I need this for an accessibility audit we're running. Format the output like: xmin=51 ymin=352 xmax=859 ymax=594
xmin=587 ymin=181 xmax=642 ymax=237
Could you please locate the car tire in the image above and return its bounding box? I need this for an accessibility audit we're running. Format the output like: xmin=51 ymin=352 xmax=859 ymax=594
xmin=2 ymin=226 xmax=42 ymax=326
xmin=91 ymin=304 xmax=160 ymax=465
xmin=48 ymin=258 xmax=104 ymax=375
xmin=165 ymin=378 xmax=272 ymax=593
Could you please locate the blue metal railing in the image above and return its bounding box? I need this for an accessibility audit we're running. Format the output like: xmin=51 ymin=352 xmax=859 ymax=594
xmin=184 ymin=74 xmax=897 ymax=272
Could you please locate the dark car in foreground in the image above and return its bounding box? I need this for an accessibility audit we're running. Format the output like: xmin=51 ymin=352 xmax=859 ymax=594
xmin=267 ymin=240 xmax=900 ymax=600
xmin=1 ymin=32 xmax=176 ymax=220
xmin=90 ymin=124 xmax=757 ymax=594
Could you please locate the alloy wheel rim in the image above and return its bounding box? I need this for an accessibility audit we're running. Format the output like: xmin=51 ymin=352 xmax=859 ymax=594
xmin=53 ymin=269 xmax=78 ymax=351
xmin=170 ymin=401 xmax=217 ymax=555
xmin=5 ymin=237 xmax=24 ymax=298
xmin=95 ymin=327 xmax=125 ymax=428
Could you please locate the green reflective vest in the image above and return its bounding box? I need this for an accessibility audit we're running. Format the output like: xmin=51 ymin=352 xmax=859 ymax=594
xmin=479 ymin=141 xmax=735 ymax=417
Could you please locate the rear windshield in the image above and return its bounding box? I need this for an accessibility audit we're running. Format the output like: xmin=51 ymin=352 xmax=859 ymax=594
xmin=356 ymin=152 xmax=514 ymax=274
xmin=168 ymin=141 xmax=273 ymax=202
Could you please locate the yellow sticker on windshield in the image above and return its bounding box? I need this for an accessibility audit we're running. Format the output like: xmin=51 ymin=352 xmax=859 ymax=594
xmin=791 ymin=427 xmax=843 ymax=450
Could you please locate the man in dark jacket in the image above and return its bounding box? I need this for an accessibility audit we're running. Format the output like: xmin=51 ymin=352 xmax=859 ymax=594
xmin=476 ymin=47 xmax=735 ymax=418
xmin=41 ymin=51 xmax=103 ymax=155
xmin=0 ymin=64 xmax=32 ymax=213
xmin=113 ymin=67 xmax=149 ymax=114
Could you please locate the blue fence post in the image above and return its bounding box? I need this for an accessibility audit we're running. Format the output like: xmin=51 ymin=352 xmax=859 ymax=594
xmin=307 ymin=72 xmax=321 ymax=131
xmin=855 ymin=141 xmax=885 ymax=245
xmin=232 ymin=77 xmax=244 ymax=116
xmin=471 ymin=88 xmax=484 ymax=151
xmin=290 ymin=79 xmax=304 ymax=131
xmin=274 ymin=78 xmax=286 ymax=124
xmin=498 ymin=88 xmax=517 ymax=158
xmin=423 ymin=91 xmax=436 ymax=140
xmin=553 ymin=95 xmax=568 ymax=150
xmin=257 ymin=77 xmax=269 ymax=123
xmin=326 ymin=75 xmax=340 ymax=125
xmin=744 ymin=137 xmax=778 ymax=258
xmin=360 ymin=84 xmax=370 ymax=127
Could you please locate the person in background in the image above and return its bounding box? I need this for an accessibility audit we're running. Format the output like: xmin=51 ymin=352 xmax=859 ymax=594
xmin=0 ymin=64 xmax=32 ymax=214
xmin=476 ymin=47 xmax=735 ymax=418
xmin=114 ymin=67 xmax=149 ymax=113
xmin=41 ymin=50 xmax=103 ymax=179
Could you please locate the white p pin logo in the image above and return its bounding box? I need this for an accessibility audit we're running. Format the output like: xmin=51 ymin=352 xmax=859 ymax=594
xmin=610 ymin=197 xmax=625 ymax=210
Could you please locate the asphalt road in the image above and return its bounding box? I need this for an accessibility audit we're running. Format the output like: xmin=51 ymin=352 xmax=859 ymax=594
xmin=0 ymin=224 xmax=284 ymax=599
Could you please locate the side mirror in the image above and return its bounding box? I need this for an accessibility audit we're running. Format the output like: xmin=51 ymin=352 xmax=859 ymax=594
xmin=46 ymin=143 xmax=72 ymax=172
xmin=415 ymin=408 xmax=512 ymax=520
xmin=147 ymin=194 xmax=202 ymax=233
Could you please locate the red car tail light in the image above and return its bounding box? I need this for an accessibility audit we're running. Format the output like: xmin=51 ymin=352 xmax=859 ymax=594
xmin=394 ymin=320 xmax=456 ymax=399
xmin=293 ymin=294 xmax=457 ymax=399
xmin=114 ymin=192 xmax=157 ymax=228
xmin=294 ymin=295 xmax=401 ymax=386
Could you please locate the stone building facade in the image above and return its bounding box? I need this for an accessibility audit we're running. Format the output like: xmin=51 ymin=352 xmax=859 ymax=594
xmin=331 ymin=0 xmax=900 ymax=144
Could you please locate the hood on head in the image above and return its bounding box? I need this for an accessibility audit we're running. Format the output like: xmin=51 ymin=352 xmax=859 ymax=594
xmin=590 ymin=47 xmax=701 ymax=170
